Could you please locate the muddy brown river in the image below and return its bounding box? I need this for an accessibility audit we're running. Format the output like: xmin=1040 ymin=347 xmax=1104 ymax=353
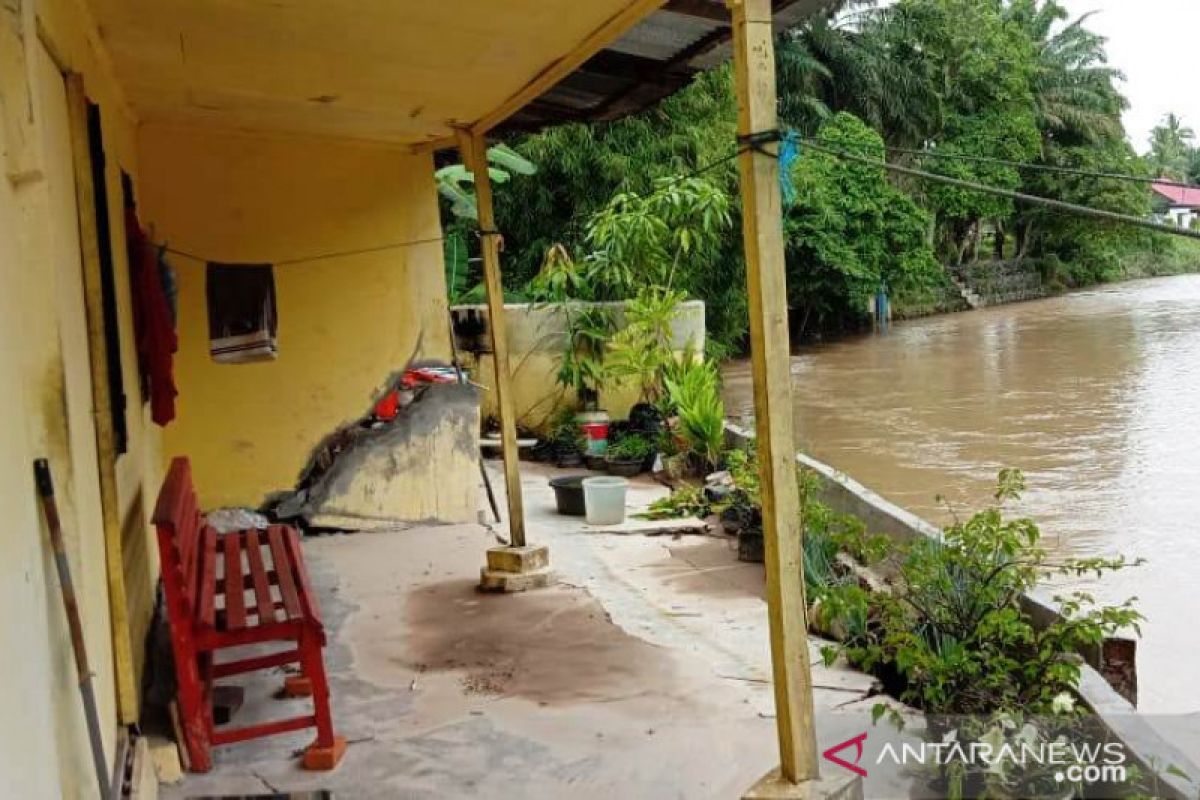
xmin=723 ymin=274 xmax=1200 ymax=714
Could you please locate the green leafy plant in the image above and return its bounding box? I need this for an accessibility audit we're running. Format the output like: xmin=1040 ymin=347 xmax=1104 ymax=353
xmin=527 ymin=244 xmax=591 ymax=303
xmin=436 ymin=144 xmax=537 ymax=221
xmin=607 ymin=433 xmax=653 ymax=461
xmin=640 ymin=484 xmax=711 ymax=520
xmin=584 ymin=176 xmax=733 ymax=298
xmin=605 ymin=286 xmax=689 ymax=406
xmin=662 ymin=356 xmax=725 ymax=472
xmin=555 ymin=305 xmax=616 ymax=409
xmin=822 ymin=469 xmax=1143 ymax=719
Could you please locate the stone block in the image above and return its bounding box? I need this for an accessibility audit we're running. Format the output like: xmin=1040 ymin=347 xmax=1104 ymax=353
xmin=478 ymin=566 xmax=555 ymax=593
xmin=742 ymin=768 xmax=863 ymax=800
xmin=146 ymin=734 xmax=182 ymax=785
xmin=485 ymin=544 xmax=549 ymax=574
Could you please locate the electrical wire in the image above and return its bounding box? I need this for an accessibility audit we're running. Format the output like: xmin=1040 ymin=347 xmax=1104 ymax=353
xmin=159 ymin=234 xmax=446 ymax=266
xmin=805 ymin=135 xmax=1200 ymax=192
xmin=803 ymin=139 xmax=1200 ymax=242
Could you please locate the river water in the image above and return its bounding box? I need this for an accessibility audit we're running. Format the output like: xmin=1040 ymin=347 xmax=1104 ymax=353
xmin=722 ymin=274 xmax=1200 ymax=714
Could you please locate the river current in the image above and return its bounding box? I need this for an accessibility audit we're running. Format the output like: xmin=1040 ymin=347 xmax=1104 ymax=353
xmin=723 ymin=274 xmax=1200 ymax=713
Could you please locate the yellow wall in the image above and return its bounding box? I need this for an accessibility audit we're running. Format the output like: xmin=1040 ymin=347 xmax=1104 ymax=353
xmin=1 ymin=1 xmax=163 ymax=795
xmin=139 ymin=124 xmax=451 ymax=509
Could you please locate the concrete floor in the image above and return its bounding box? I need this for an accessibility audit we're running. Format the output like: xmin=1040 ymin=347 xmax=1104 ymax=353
xmin=161 ymin=463 xmax=918 ymax=800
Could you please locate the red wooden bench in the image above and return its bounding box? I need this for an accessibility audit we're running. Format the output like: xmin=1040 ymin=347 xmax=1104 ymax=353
xmin=152 ymin=456 xmax=345 ymax=772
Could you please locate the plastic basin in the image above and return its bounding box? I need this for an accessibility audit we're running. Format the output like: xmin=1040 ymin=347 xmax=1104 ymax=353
xmin=549 ymin=475 xmax=588 ymax=516
xmin=583 ymin=476 xmax=628 ymax=525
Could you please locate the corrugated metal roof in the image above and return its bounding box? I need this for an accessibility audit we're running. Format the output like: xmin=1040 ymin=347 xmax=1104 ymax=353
xmin=1153 ymin=182 xmax=1200 ymax=208
xmin=498 ymin=0 xmax=841 ymax=133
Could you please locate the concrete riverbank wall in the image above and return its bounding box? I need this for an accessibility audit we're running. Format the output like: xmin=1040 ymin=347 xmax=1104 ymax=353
xmin=723 ymin=422 xmax=1200 ymax=799
xmin=950 ymin=259 xmax=1048 ymax=307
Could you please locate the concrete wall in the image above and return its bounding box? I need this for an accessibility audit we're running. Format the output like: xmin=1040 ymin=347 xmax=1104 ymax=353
xmin=139 ymin=125 xmax=453 ymax=509
xmin=1 ymin=2 xmax=165 ymax=796
xmin=452 ymin=299 xmax=706 ymax=429
xmin=951 ymin=259 xmax=1047 ymax=307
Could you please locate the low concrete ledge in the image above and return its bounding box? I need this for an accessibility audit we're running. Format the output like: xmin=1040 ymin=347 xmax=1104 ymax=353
xmin=724 ymin=420 xmax=1197 ymax=799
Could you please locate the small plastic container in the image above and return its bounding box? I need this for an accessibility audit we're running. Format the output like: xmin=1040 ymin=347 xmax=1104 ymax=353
xmin=583 ymin=476 xmax=628 ymax=525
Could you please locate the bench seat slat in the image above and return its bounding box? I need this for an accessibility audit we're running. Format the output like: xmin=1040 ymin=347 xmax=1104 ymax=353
xmin=222 ymin=533 xmax=246 ymax=631
xmin=285 ymin=526 xmax=322 ymax=625
xmin=244 ymin=529 xmax=276 ymax=625
xmin=196 ymin=526 xmax=219 ymax=629
xmin=267 ymin=525 xmax=303 ymax=621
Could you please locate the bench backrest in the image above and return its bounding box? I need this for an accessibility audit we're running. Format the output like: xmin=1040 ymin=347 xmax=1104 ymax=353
xmin=152 ymin=457 xmax=207 ymax=623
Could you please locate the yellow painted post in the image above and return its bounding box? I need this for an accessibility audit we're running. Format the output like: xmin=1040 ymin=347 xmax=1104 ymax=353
xmin=728 ymin=0 xmax=820 ymax=785
xmin=64 ymin=73 xmax=139 ymax=723
xmin=457 ymin=130 xmax=527 ymax=548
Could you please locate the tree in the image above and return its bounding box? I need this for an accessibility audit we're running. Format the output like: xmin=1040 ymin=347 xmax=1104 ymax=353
xmin=784 ymin=113 xmax=942 ymax=335
xmin=1148 ymin=112 xmax=1196 ymax=181
xmin=1004 ymin=0 xmax=1126 ymax=148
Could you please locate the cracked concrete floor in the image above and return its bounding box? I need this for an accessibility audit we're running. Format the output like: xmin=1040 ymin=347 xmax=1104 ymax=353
xmin=160 ymin=463 xmax=917 ymax=800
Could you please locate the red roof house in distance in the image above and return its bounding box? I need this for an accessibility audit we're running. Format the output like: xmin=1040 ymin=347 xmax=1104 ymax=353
xmin=1151 ymin=181 xmax=1200 ymax=228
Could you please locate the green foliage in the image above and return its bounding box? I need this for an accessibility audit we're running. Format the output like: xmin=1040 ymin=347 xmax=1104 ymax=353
xmin=662 ymin=357 xmax=726 ymax=471
xmin=1147 ymin=113 xmax=1196 ymax=181
xmin=607 ymin=433 xmax=654 ymax=461
xmin=640 ymin=484 xmax=710 ymax=520
xmin=443 ymin=231 xmax=470 ymax=305
xmin=555 ymin=305 xmax=616 ymax=407
xmin=436 ymin=144 xmax=537 ymax=221
xmin=584 ymin=176 xmax=733 ymax=299
xmin=785 ymin=113 xmax=943 ymax=333
xmin=822 ymin=470 xmax=1143 ymax=718
xmin=606 ymin=286 xmax=690 ymax=405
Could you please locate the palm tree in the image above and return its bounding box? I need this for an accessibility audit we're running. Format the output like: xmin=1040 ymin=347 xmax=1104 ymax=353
xmin=1004 ymin=0 xmax=1127 ymax=148
xmin=1148 ymin=112 xmax=1196 ymax=181
xmin=779 ymin=2 xmax=942 ymax=146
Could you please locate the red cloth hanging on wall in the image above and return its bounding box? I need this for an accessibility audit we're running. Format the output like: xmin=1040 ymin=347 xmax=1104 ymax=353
xmin=125 ymin=207 xmax=178 ymax=425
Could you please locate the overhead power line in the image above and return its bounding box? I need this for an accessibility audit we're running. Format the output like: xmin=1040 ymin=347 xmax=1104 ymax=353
xmin=803 ymin=140 xmax=1200 ymax=242
xmin=808 ymin=137 xmax=1200 ymax=192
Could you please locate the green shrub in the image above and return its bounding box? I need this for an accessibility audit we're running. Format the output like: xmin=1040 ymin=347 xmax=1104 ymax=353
xmin=607 ymin=433 xmax=653 ymax=461
xmin=822 ymin=469 xmax=1143 ymax=718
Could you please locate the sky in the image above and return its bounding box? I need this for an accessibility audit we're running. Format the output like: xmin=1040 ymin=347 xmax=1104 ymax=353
xmin=1054 ymin=0 xmax=1199 ymax=152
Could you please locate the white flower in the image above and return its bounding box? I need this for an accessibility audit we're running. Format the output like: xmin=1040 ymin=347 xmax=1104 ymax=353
xmin=1051 ymin=692 xmax=1076 ymax=715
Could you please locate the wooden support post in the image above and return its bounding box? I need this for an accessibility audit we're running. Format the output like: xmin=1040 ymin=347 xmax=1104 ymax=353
xmin=65 ymin=73 xmax=139 ymax=724
xmin=456 ymin=130 xmax=527 ymax=548
xmin=728 ymin=0 xmax=820 ymax=785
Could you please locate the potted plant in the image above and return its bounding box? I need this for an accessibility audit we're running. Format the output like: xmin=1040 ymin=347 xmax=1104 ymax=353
xmin=545 ymin=409 xmax=586 ymax=468
xmin=605 ymin=433 xmax=653 ymax=477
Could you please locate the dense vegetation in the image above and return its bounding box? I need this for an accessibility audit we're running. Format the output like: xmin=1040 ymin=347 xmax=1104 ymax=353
xmin=446 ymin=0 xmax=1200 ymax=350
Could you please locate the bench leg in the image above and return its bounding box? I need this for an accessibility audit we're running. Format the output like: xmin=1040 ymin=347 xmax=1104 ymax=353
xmin=176 ymin=650 xmax=214 ymax=772
xmin=299 ymin=628 xmax=345 ymax=770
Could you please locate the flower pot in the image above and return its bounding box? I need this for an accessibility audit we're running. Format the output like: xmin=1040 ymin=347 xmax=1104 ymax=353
xmin=557 ymin=451 xmax=583 ymax=468
xmin=737 ymin=529 xmax=765 ymax=563
xmin=549 ymin=475 xmax=588 ymax=516
xmin=605 ymin=457 xmax=643 ymax=478
xmin=584 ymin=453 xmax=607 ymax=471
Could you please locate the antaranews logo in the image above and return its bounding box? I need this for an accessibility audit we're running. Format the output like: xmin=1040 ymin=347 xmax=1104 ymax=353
xmin=823 ymin=732 xmax=869 ymax=778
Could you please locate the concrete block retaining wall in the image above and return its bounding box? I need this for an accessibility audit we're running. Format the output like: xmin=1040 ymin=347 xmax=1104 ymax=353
xmin=951 ymin=259 xmax=1048 ymax=306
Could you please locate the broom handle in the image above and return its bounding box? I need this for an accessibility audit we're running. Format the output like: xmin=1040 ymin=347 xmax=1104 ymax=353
xmin=33 ymin=459 xmax=111 ymax=800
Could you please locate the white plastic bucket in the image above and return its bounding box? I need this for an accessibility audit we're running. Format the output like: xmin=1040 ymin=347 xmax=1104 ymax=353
xmin=583 ymin=476 xmax=628 ymax=525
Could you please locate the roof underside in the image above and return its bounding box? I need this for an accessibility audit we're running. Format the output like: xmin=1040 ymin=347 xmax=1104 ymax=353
xmin=498 ymin=0 xmax=840 ymax=134
xmin=85 ymin=0 xmax=838 ymax=147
